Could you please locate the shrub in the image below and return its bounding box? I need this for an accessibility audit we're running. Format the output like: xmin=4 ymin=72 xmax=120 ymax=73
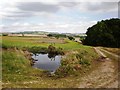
xmin=48 ymin=45 xmax=64 ymax=55
xmin=28 ymin=45 xmax=64 ymax=55
xmin=28 ymin=46 xmax=47 ymax=54
xmin=47 ymin=34 xmax=53 ymax=37
xmin=2 ymin=34 xmax=8 ymax=36
xmin=48 ymin=45 xmax=56 ymax=54
xmin=68 ymin=36 xmax=75 ymax=40
xmin=55 ymin=65 xmax=74 ymax=77
xmin=79 ymin=58 xmax=90 ymax=66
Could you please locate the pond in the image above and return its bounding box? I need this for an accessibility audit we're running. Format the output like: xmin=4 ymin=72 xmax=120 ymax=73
xmin=32 ymin=53 xmax=61 ymax=73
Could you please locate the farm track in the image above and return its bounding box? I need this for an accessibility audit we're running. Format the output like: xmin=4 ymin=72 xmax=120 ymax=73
xmin=0 ymin=81 xmax=2 ymax=89
xmin=79 ymin=47 xmax=119 ymax=88
xmin=100 ymin=48 xmax=120 ymax=59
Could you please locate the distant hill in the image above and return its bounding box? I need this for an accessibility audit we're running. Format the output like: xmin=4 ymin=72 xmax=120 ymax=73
xmin=2 ymin=31 xmax=86 ymax=37
xmin=13 ymin=31 xmax=50 ymax=35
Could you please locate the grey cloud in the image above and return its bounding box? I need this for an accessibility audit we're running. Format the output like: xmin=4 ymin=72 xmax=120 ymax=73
xmin=1 ymin=1 xmax=118 ymax=26
xmin=84 ymin=2 xmax=117 ymax=12
xmin=2 ymin=2 xmax=60 ymax=21
xmin=59 ymin=2 xmax=80 ymax=7
xmin=16 ymin=2 xmax=60 ymax=13
xmin=2 ymin=11 xmax=33 ymax=22
xmin=58 ymin=2 xmax=117 ymax=13
xmin=2 ymin=2 xmax=118 ymax=20
xmin=4 ymin=11 xmax=33 ymax=18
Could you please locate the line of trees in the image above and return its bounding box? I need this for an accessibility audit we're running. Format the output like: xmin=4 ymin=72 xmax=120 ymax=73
xmin=47 ymin=33 xmax=75 ymax=40
xmin=47 ymin=34 xmax=67 ymax=39
xmin=83 ymin=18 xmax=120 ymax=48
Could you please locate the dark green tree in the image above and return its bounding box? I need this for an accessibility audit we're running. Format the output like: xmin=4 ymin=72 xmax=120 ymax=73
xmin=47 ymin=34 xmax=53 ymax=37
xmin=83 ymin=18 xmax=120 ymax=48
xmin=68 ymin=36 xmax=75 ymax=40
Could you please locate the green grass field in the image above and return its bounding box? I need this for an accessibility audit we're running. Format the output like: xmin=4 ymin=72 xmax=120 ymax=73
xmin=2 ymin=36 xmax=84 ymax=50
xmin=2 ymin=36 xmax=100 ymax=88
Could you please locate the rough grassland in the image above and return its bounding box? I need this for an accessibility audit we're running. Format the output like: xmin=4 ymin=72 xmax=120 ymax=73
xmin=2 ymin=36 xmax=82 ymax=50
xmin=2 ymin=36 xmax=99 ymax=88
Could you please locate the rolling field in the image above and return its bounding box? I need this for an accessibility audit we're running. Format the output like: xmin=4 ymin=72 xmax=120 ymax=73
xmin=2 ymin=36 xmax=100 ymax=88
xmin=2 ymin=36 xmax=86 ymax=50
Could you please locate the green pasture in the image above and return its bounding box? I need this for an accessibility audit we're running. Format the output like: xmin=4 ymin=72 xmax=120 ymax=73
xmin=2 ymin=36 xmax=89 ymax=50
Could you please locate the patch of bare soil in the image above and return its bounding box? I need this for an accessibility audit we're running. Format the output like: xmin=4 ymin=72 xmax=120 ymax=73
xmin=79 ymin=47 xmax=118 ymax=88
xmin=0 ymin=81 xmax=2 ymax=90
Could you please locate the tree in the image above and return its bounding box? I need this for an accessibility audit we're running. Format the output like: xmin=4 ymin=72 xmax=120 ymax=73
xmin=2 ymin=33 xmax=8 ymax=36
xmin=47 ymin=34 xmax=53 ymax=37
xmin=22 ymin=33 xmax=24 ymax=37
xmin=68 ymin=36 xmax=75 ymax=40
xmin=83 ymin=18 xmax=120 ymax=48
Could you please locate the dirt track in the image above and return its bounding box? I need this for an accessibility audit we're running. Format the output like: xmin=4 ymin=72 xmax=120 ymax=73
xmin=79 ymin=47 xmax=118 ymax=88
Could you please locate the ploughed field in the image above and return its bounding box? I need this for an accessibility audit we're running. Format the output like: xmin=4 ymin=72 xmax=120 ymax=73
xmin=2 ymin=36 xmax=117 ymax=88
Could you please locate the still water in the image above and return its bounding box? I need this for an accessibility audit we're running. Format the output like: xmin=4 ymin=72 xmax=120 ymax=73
xmin=32 ymin=54 xmax=61 ymax=73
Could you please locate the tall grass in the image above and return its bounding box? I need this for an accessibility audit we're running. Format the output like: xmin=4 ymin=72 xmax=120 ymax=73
xmin=55 ymin=47 xmax=99 ymax=77
xmin=2 ymin=50 xmax=43 ymax=83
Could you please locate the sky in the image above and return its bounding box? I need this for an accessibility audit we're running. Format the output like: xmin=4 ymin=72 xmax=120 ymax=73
xmin=0 ymin=0 xmax=119 ymax=33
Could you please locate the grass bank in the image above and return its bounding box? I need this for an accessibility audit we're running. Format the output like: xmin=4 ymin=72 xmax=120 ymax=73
xmin=2 ymin=48 xmax=99 ymax=88
xmin=55 ymin=46 xmax=99 ymax=77
xmin=2 ymin=36 xmax=100 ymax=88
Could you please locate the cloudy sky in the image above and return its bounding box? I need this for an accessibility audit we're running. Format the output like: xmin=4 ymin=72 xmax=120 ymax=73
xmin=0 ymin=0 xmax=119 ymax=33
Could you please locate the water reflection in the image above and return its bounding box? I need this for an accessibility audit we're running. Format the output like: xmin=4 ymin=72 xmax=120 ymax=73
xmin=32 ymin=53 xmax=61 ymax=73
xmin=48 ymin=53 xmax=57 ymax=61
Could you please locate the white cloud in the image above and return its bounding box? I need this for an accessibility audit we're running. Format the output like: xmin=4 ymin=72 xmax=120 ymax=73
xmin=12 ymin=22 xmax=20 ymax=26
xmin=0 ymin=0 xmax=118 ymax=33
xmin=1 ymin=20 xmax=97 ymax=33
xmin=38 ymin=23 xmax=45 ymax=25
xmin=23 ymin=22 xmax=30 ymax=26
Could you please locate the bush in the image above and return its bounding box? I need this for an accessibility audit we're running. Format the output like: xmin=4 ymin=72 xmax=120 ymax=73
xmin=68 ymin=36 xmax=75 ymax=40
xmin=56 ymin=47 xmax=64 ymax=55
xmin=79 ymin=58 xmax=90 ymax=66
xmin=28 ymin=46 xmax=48 ymax=54
xmin=76 ymin=53 xmax=90 ymax=66
xmin=48 ymin=45 xmax=64 ymax=55
xmin=47 ymin=34 xmax=66 ymax=38
xmin=55 ymin=65 xmax=74 ymax=77
xmin=28 ymin=45 xmax=64 ymax=56
xmin=48 ymin=45 xmax=56 ymax=54
xmin=2 ymin=34 xmax=8 ymax=36
xmin=47 ymin=34 xmax=53 ymax=37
